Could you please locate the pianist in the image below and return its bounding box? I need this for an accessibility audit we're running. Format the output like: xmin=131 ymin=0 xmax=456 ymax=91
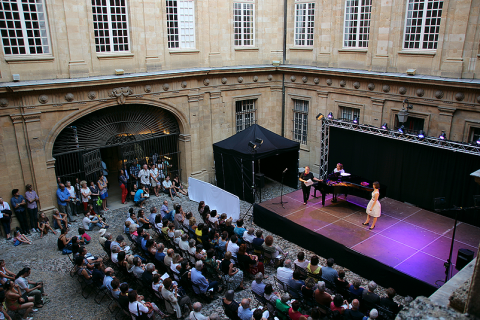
xmin=299 ymin=166 xmax=322 ymax=205
xmin=333 ymin=163 xmax=345 ymax=175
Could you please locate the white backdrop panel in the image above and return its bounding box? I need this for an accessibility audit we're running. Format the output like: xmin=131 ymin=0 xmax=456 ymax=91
xmin=188 ymin=177 xmax=240 ymax=221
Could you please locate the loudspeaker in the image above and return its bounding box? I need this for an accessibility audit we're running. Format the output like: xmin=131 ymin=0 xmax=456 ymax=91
xmin=255 ymin=173 xmax=265 ymax=188
xmin=456 ymin=248 xmax=474 ymax=270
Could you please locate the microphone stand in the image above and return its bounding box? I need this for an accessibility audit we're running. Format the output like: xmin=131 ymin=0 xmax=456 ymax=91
xmin=272 ymin=169 xmax=288 ymax=209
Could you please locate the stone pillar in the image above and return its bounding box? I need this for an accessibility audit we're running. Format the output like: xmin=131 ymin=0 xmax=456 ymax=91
xmin=187 ymin=91 xmax=209 ymax=182
xmin=178 ymin=134 xmax=192 ymax=185
xmin=63 ymin=0 xmax=89 ymax=78
xmin=9 ymin=114 xmax=33 ymax=186
xmin=370 ymin=0 xmax=392 ymax=72
xmin=437 ymin=106 xmax=456 ymax=139
xmin=369 ymin=98 xmax=386 ymax=128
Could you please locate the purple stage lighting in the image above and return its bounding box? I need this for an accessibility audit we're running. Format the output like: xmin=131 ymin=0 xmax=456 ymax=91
xmin=439 ymin=132 xmax=446 ymax=140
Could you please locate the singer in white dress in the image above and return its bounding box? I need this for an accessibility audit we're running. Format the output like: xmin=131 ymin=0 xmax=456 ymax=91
xmin=363 ymin=181 xmax=381 ymax=230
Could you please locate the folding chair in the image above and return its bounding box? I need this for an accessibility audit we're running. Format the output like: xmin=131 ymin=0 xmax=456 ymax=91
xmin=252 ymin=290 xmax=267 ymax=308
xmin=274 ymin=276 xmax=287 ymax=293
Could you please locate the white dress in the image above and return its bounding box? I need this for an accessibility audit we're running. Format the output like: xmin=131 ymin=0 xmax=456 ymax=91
xmin=366 ymin=191 xmax=381 ymax=217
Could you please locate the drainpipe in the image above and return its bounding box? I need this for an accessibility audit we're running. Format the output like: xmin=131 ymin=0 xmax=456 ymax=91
xmin=281 ymin=0 xmax=288 ymax=137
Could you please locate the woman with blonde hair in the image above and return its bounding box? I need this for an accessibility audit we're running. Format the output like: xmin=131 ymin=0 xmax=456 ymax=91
xmin=80 ymin=181 xmax=91 ymax=213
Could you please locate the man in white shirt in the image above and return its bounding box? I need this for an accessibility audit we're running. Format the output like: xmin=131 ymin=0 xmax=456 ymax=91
xmin=0 ymin=197 xmax=12 ymax=240
xmin=162 ymin=175 xmax=176 ymax=200
xmin=226 ymin=235 xmax=240 ymax=258
xmin=242 ymin=228 xmax=255 ymax=243
xmin=179 ymin=234 xmax=190 ymax=251
xmin=138 ymin=164 xmax=151 ymax=188
xmin=83 ymin=212 xmax=107 ymax=231
xmin=65 ymin=181 xmax=78 ymax=218
xmin=276 ymin=259 xmax=293 ymax=291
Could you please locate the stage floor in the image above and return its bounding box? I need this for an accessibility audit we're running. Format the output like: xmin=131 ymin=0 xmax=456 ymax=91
xmin=259 ymin=189 xmax=480 ymax=287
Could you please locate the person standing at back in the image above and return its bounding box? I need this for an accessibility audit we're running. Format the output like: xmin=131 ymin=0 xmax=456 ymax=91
xmin=25 ymin=184 xmax=40 ymax=233
xmin=11 ymin=189 xmax=29 ymax=235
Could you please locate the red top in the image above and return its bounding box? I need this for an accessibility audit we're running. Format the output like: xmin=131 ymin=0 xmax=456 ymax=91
xmin=288 ymin=308 xmax=303 ymax=320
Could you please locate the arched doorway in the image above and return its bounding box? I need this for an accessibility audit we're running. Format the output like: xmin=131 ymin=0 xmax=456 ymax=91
xmin=52 ymin=104 xmax=181 ymax=203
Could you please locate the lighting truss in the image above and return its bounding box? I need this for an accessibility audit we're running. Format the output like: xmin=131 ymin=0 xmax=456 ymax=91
xmin=319 ymin=119 xmax=480 ymax=180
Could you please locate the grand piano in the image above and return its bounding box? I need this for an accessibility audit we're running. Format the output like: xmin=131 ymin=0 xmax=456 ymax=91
xmin=313 ymin=172 xmax=387 ymax=206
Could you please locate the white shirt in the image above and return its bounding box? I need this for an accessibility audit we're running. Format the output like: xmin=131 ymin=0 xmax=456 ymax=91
xmin=66 ymin=186 xmax=76 ymax=199
xmin=152 ymin=282 xmax=163 ymax=292
xmin=294 ymin=259 xmax=310 ymax=269
xmin=163 ymin=180 xmax=172 ymax=189
xmin=276 ymin=267 xmax=293 ymax=289
xmin=129 ymin=301 xmax=149 ymax=316
xmin=138 ymin=169 xmax=151 ymax=185
xmin=334 ymin=168 xmax=345 ymax=174
xmin=111 ymin=252 xmax=118 ymax=264
xmin=0 ymin=202 xmax=10 ymax=219
xmin=14 ymin=277 xmax=29 ymax=295
xmin=179 ymin=240 xmax=189 ymax=251
xmin=82 ymin=217 xmax=92 ymax=230
xmin=150 ymin=168 xmax=158 ymax=180
xmin=243 ymin=231 xmax=255 ymax=243
xmin=81 ymin=187 xmax=91 ymax=202
xmin=226 ymin=241 xmax=239 ymax=258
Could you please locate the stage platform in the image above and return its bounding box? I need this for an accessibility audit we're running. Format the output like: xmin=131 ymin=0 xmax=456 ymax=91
xmin=253 ymin=189 xmax=480 ymax=297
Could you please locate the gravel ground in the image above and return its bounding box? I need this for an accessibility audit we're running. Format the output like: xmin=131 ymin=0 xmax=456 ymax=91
xmin=0 ymin=178 xmax=410 ymax=320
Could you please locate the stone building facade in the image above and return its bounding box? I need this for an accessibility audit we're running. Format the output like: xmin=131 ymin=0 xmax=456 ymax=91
xmin=0 ymin=0 xmax=479 ymax=225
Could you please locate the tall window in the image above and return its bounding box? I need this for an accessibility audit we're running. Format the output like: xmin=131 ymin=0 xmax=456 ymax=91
xmin=343 ymin=0 xmax=372 ymax=48
xmin=236 ymin=100 xmax=256 ymax=132
xmin=91 ymin=0 xmax=129 ymax=53
xmin=395 ymin=115 xmax=425 ymax=134
xmin=233 ymin=2 xmax=254 ymax=46
xmin=294 ymin=1 xmax=315 ymax=46
xmin=403 ymin=0 xmax=443 ymax=50
xmin=0 ymin=0 xmax=51 ymax=55
xmin=340 ymin=106 xmax=360 ymax=121
xmin=166 ymin=0 xmax=195 ymax=49
xmin=469 ymin=127 xmax=480 ymax=143
xmin=293 ymin=100 xmax=309 ymax=145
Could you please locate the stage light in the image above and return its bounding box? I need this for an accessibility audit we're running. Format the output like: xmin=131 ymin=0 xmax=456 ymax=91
xmin=439 ymin=131 xmax=447 ymax=140
xmin=327 ymin=112 xmax=333 ymax=119
xmin=248 ymin=141 xmax=257 ymax=149
xmin=255 ymin=138 xmax=263 ymax=145
xmin=316 ymin=113 xmax=324 ymax=121
xmin=476 ymin=139 xmax=480 ymax=146
xmin=397 ymin=125 xmax=405 ymax=134
xmin=353 ymin=117 xmax=358 ymax=124
xmin=381 ymin=123 xmax=388 ymax=130
xmin=417 ymin=130 xmax=425 ymax=139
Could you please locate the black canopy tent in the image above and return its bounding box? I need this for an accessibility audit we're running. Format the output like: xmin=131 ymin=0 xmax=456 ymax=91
xmin=213 ymin=124 xmax=300 ymax=203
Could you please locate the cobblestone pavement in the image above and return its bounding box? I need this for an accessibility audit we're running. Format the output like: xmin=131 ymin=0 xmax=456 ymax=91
xmin=0 ymin=179 xmax=410 ymax=320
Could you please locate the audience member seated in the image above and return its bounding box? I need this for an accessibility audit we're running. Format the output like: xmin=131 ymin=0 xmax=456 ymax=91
xmin=82 ymin=212 xmax=107 ymax=231
xmin=362 ymin=281 xmax=380 ymax=304
xmin=14 ymin=267 xmax=44 ymax=308
xmin=308 ymin=307 xmax=323 ymax=320
xmin=379 ymin=287 xmax=401 ymax=314
xmin=242 ymin=228 xmax=255 ymax=244
xmin=111 ymin=246 xmax=121 ymax=264
xmin=190 ymin=302 xmax=208 ymax=320
xmin=4 ymin=279 xmax=36 ymax=319
xmin=195 ymin=244 xmax=206 ymax=260
xmin=365 ymin=308 xmax=379 ymax=320
xmin=128 ymin=289 xmax=163 ymax=319
xmin=38 ymin=212 xmax=56 ymax=238
xmin=190 ymin=261 xmax=220 ymax=295
xmin=103 ymin=267 xmax=115 ymax=291
xmin=179 ymin=234 xmax=189 ymax=251
xmin=217 ymin=232 xmax=228 ymax=258
xmin=287 ymin=270 xmax=305 ymax=299
xmin=57 ymin=228 xmax=71 ymax=251
xmin=154 ymin=243 xmax=166 ymax=265
xmin=207 ymin=210 xmax=218 ymax=228
xmin=111 ymin=278 xmax=121 ymax=299
xmin=132 ymin=257 xmax=145 ymax=279
xmin=162 ymin=277 xmax=192 ymax=318
xmin=343 ymin=299 xmax=364 ymax=320
xmin=237 ymin=244 xmax=264 ymax=276
xmin=118 ymin=283 xmax=130 ymax=310
xmin=288 ymin=300 xmax=303 ymax=320
xmin=75 ymin=256 xmax=93 ymax=284
xmin=223 ymin=290 xmax=241 ymax=320
xmin=91 ymin=262 xmax=105 ymax=289
xmin=252 ymin=230 xmax=264 ymax=250
xmin=314 ymin=281 xmax=332 ymax=307
xmin=52 ymin=209 xmax=68 ymax=230
xmin=111 ymin=235 xmax=126 ymax=251
xmin=300 ymin=277 xmax=316 ymax=301
xmin=330 ymin=294 xmax=348 ymax=314
xmin=225 ymin=218 xmax=235 ymax=237
xmin=0 ymin=260 xmax=16 ymax=282
xmin=153 ymin=215 xmax=163 ymax=233
xmin=275 ymin=294 xmax=291 ymax=320
xmin=220 ymin=251 xmax=244 ymax=291
xmin=263 ymin=284 xmax=280 ymax=313
xmin=173 ymin=230 xmax=182 ymax=245
xmin=226 ymin=235 xmax=240 ymax=258
xmin=252 ymin=307 xmax=269 ymax=320
xmin=251 ymin=272 xmax=266 ymax=296
xmin=294 ymin=252 xmax=310 ymax=270
xmin=203 ymin=249 xmax=219 ymax=280
xmin=137 ymin=210 xmax=150 ymax=229
xmin=335 ymin=269 xmax=350 ymax=290
xmin=262 ymin=235 xmax=288 ymax=261
xmin=77 ymin=227 xmax=90 ymax=245
xmin=141 ymin=263 xmax=156 ymax=286
xmin=321 ymin=258 xmax=338 ymax=284
xmin=307 ymin=255 xmax=321 ymax=275
xmin=276 ymin=259 xmax=293 ymax=290
xmin=233 ymin=219 xmax=246 ymax=244
xmin=238 ymin=298 xmax=260 ymax=320
xmin=349 ymin=279 xmax=364 ymax=298
xmin=13 ymin=228 xmax=32 ymax=245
